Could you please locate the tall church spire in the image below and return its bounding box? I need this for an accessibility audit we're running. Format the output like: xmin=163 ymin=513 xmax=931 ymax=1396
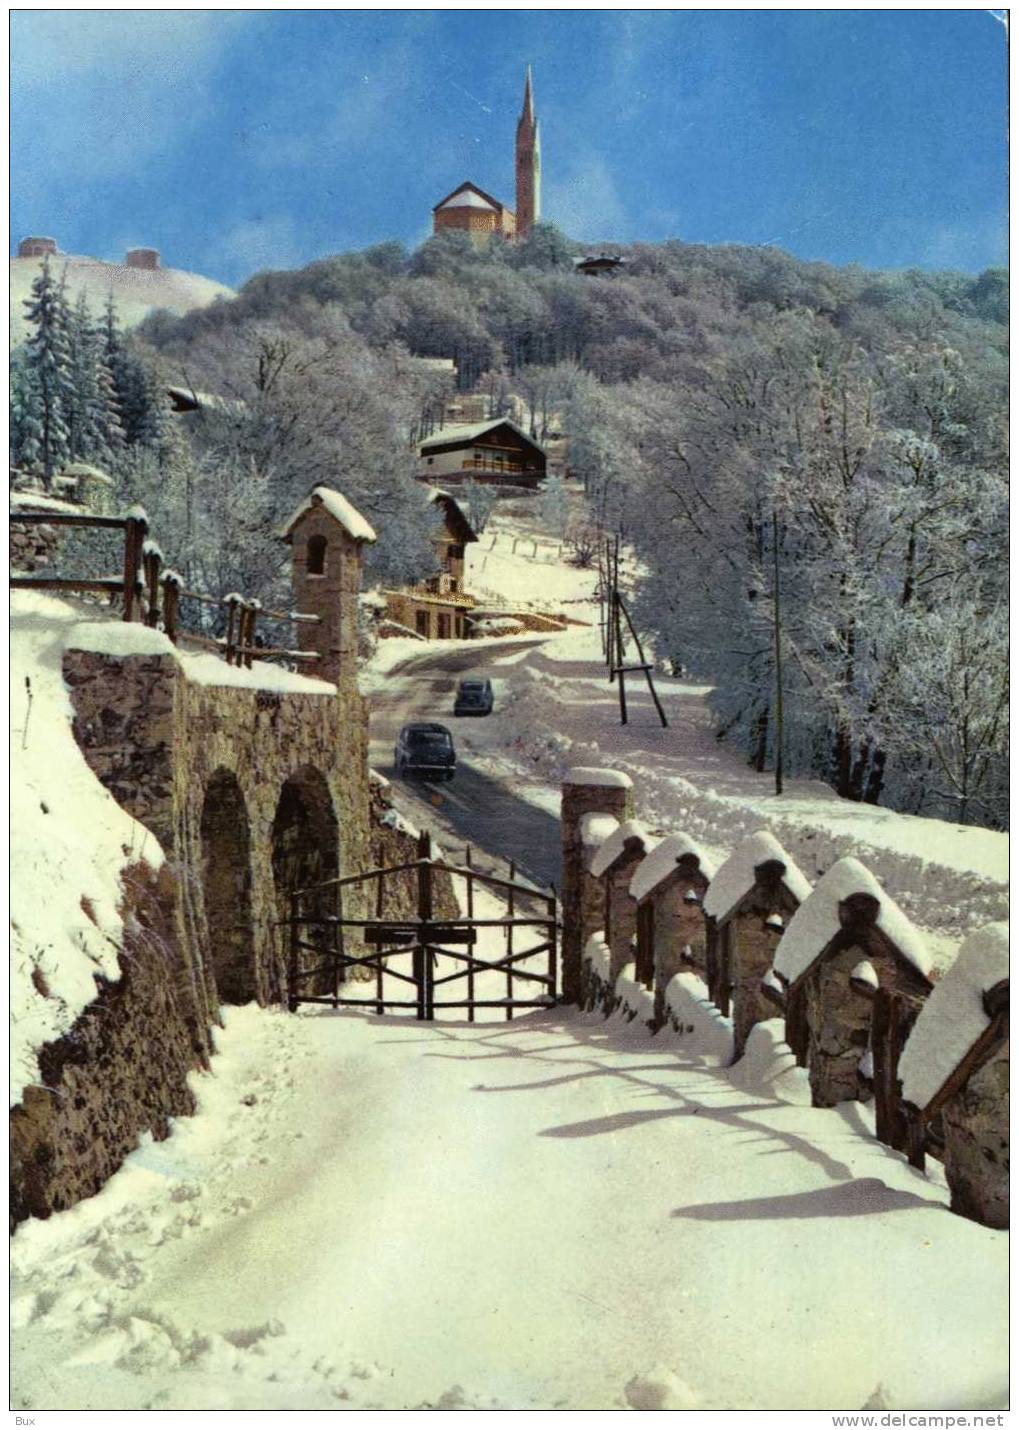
xmin=515 ymin=65 xmax=541 ymax=238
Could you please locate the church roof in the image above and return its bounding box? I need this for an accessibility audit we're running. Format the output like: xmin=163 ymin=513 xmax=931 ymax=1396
xmin=433 ymin=181 xmax=506 ymax=214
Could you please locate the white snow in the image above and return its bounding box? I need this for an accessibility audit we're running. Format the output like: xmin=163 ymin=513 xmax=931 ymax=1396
xmin=589 ymin=819 xmax=649 ymax=878
xmin=10 ymin=491 xmax=80 ymax=513
xmin=63 ymin=620 xmax=337 ymax=694
xmin=10 ymin=594 xmax=166 ymax=1108
xmin=613 ymin=963 xmax=657 ymax=1026
xmin=703 ymin=830 xmax=812 ymax=921
xmin=662 ymin=972 xmax=735 ymax=1064
xmin=850 ymin=960 xmax=879 ymax=990
xmin=899 ymin=923 xmax=1009 ymax=1112
xmin=279 ymin=486 xmax=378 ymax=544
xmin=579 ymin=812 xmax=619 ymax=848
xmin=583 ymin=932 xmax=612 ymax=983
xmin=566 ymin=766 xmax=633 ymax=789
xmin=630 ymin=831 xmax=716 ymax=903
xmin=773 ymin=858 xmax=933 ymax=986
xmin=727 ymin=1021 xmax=812 ymax=1105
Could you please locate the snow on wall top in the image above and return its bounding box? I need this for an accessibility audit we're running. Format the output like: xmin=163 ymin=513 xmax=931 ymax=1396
xmin=580 ymin=813 xmax=619 ymax=848
xmin=899 ymin=923 xmax=1009 ymax=1112
xmin=10 ymin=491 xmax=80 ymax=514
xmin=631 ymin=832 xmax=716 ymax=903
xmin=279 ymin=486 xmax=377 ymax=544
xmin=773 ymin=856 xmax=932 ymax=986
xmin=566 ymin=766 xmax=633 ymax=790
xmin=589 ymin=819 xmax=649 ymax=878
xmin=703 ymin=830 xmax=812 ymax=922
xmin=63 ymin=622 xmax=337 ymax=695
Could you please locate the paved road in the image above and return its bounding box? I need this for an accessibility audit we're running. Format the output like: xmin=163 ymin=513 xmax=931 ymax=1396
xmin=368 ymin=641 xmax=562 ymax=893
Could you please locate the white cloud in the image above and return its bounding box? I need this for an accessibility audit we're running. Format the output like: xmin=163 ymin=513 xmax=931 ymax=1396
xmin=218 ymin=215 xmax=305 ymax=278
xmin=545 ymin=153 xmax=631 ymax=243
xmin=11 ymin=11 xmax=252 ymax=182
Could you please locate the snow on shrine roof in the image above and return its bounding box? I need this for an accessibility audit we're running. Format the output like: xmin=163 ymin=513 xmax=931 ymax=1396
xmin=773 ymin=857 xmax=932 ymax=986
xmin=438 ymin=188 xmax=497 ymax=212
xmin=590 ymin=820 xmax=650 ymax=878
xmin=566 ymin=766 xmax=633 ymax=789
xmin=703 ymin=830 xmax=812 ymax=922
xmin=419 ymin=418 xmax=546 ymax=455
xmin=899 ymin=923 xmax=1009 ymax=1112
xmin=580 ymin=813 xmax=619 ymax=848
xmin=279 ymin=486 xmax=377 ymax=544
xmin=61 ymin=463 xmax=114 ymax=484
xmin=631 ymin=833 xmax=717 ymax=903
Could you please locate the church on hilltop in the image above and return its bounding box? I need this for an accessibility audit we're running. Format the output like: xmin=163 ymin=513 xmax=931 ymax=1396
xmin=432 ymin=67 xmax=541 ymax=244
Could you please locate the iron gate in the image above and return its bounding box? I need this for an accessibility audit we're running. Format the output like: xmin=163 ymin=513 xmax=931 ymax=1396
xmin=285 ymin=831 xmax=557 ymax=1020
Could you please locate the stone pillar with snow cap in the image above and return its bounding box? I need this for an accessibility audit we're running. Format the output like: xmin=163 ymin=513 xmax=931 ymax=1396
xmin=898 ymin=923 xmax=1009 ymax=1229
xmin=589 ymin=820 xmax=650 ymax=983
xmin=279 ymin=486 xmax=378 ymax=690
xmin=703 ymin=831 xmax=812 ymax=1058
xmin=773 ymin=857 xmax=934 ymax=1109
xmin=560 ymin=768 xmax=633 ymax=1003
xmin=628 ymin=833 xmax=714 ymax=1029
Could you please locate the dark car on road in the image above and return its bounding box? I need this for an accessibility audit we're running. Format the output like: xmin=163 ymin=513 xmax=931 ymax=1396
xmin=453 ymin=678 xmax=494 ymax=717
xmin=394 ymin=723 xmax=457 ymax=781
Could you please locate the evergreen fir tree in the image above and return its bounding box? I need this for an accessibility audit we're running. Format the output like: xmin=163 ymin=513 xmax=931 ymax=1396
xmin=21 ymin=257 xmax=73 ymax=483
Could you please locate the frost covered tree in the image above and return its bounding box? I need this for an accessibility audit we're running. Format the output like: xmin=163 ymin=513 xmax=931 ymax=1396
xmin=460 ymin=478 xmax=499 ymax=536
xmin=538 ymin=472 xmax=570 ymax=539
xmin=21 ymin=257 xmax=73 ymax=483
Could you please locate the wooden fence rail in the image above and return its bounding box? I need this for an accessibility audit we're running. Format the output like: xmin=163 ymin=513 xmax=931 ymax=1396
xmin=10 ymin=504 xmax=322 ymax=670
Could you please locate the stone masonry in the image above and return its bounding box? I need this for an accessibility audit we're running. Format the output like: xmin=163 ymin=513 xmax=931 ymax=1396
xmin=561 ymin=771 xmax=634 ymax=1004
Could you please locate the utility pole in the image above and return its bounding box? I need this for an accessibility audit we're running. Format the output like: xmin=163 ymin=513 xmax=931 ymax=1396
xmin=772 ymin=509 xmax=784 ymax=796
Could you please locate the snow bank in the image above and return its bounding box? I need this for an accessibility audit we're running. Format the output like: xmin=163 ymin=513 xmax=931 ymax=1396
xmin=727 ymin=1020 xmax=812 ymax=1105
xmin=10 ymin=491 xmax=80 ymax=513
xmin=580 ymin=813 xmax=619 ymax=848
xmin=589 ymin=819 xmax=649 ymax=878
xmin=662 ymin=972 xmax=734 ymax=1064
xmin=583 ymin=932 xmax=612 ymax=983
xmin=566 ymin=765 xmax=633 ymax=789
xmin=279 ymin=486 xmax=377 ymax=544
xmin=63 ymin=620 xmax=337 ymax=695
xmin=10 ymin=594 xmax=166 ymax=1107
xmin=899 ymin=923 xmax=1009 ymax=1112
xmin=630 ymin=832 xmax=716 ymax=903
xmin=703 ymin=830 xmax=812 ymax=921
xmin=614 ymin=964 xmax=657 ymax=1026
xmin=773 ymin=858 xmax=932 ymax=986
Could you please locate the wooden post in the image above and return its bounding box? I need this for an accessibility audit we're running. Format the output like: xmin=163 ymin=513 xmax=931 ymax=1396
xmin=162 ymin=575 xmax=179 ymax=644
xmin=121 ymin=510 xmax=147 ymax=622
xmin=506 ymin=859 xmax=516 ymax=1020
xmin=287 ymin=891 xmax=300 ymax=1012
xmin=465 ymin=845 xmax=475 ymax=1023
xmin=548 ymin=886 xmax=557 ymax=1003
xmin=613 ymin=591 xmax=629 ymax=725
xmin=333 ymin=874 xmax=344 ymax=1009
xmin=617 ymin=593 xmax=669 ymax=728
xmin=224 ymin=595 xmax=239 ymax=666
xmin=416 ymin=830 xmax=433 ymax=1020
xmin=872 ymin=988 xmax=917 ymax=1152
xmin=905 ymin=1107 xmax=927 ymax=1172
xmin=143 ymin=544 xmax=161 ymax=628
xmin=375 ymin=870 xmax=385 ymax=1015
xmin=243 ymin=602 xmax=257 ymax=669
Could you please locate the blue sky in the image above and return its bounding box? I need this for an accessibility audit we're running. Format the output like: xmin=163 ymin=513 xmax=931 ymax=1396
xmin=10 ymin=8 xmax=1008 ymax=288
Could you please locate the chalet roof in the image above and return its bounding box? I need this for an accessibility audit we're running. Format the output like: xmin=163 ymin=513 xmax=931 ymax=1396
xmin=425 ymin=486 xmax=477 ymax=543
xmin=433 ymin=182 xmax=506 ymax=214
xmin=419 ymin=418 xmax=546 ymax=457
xmin=278 ymin=486 xmax=377 ymax=544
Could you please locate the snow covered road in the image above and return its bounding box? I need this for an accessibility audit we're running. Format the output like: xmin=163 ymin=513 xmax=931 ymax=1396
xmin=11 ymin=1003 xmax=1007 ymax=1411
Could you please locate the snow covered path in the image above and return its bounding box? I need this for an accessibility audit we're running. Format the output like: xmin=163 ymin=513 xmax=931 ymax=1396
xmin=12 ymin=1004 xmax=1007 ymax=1411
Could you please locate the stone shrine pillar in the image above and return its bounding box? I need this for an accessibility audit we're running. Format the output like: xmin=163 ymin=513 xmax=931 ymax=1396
xmin=561 ymin=768 xmax=633 ymax=1004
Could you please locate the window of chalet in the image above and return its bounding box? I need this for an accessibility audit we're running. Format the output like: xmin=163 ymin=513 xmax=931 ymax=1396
xmin=307 ymin=533 xmax=328 ymax=576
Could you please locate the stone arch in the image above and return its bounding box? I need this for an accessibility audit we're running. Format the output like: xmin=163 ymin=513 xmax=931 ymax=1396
xmin=200 ymin=767 xmax=256 ymax=1004
xmin=306 ymin=532 xmax=328 ymax=576
xmin=272 ymin=766 xmax=340 ymax=993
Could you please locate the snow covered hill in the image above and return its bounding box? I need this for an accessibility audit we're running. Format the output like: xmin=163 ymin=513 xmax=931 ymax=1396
xmin=10 ymin=253 xmax=233 ymax=340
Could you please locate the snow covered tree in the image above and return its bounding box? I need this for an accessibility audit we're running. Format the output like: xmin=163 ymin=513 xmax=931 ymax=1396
xmin=538 ymin=472 xmax=569 ymax=539
xmin=460 ymin=478 xmax=499 ymax=536
xmin=21 ymin=257 xmax=73 ymax=483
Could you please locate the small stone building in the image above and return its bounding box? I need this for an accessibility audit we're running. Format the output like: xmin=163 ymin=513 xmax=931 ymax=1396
xmin=383 ymin=488 xmax=477 ymax=640
xmin=898 ymin=923 xmax=1009 ymax=1229
xmin=773 ymin=857 xmax=934 ymax=1109
xmin=560 ymin=767 xmax=634 ymax=1004
xmin=629 ymin=833 xmax=715 ymax=1028
xmin=703 ymin=831 xmax=812 ymax=1058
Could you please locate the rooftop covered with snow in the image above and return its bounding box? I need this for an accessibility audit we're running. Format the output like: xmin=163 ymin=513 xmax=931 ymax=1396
xmin=631 ymin=832 xmax=717 ymax=903
xmin=566 ymin=766 xmax=633 ymax=790
xmin=772 ymin=857 xmax=933 ymax=988
xmin=899 ymin=923 xmax=1009 ymax=1113
xmin=589 ymin=819 xmax=650 ymax=879
xmin=703 ymin=830 xmax=812 ymax=923
xmin=279 ymin=486 xmax=378 ymax=545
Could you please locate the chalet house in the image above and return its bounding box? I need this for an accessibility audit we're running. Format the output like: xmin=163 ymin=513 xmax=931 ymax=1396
xmin=383 ymin=489 xmax=478 ymax=640
xmin=418 ymin=419 xmax=546 ymax=490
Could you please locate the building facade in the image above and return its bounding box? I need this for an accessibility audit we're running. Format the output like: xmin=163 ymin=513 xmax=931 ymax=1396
xmin=419 ymin=418 xmax=546 ymax=489
xmin=383 ymin=489 xmax=478 ymax=640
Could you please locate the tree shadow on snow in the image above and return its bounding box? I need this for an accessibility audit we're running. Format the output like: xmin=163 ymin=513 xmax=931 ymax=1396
xmin=672 ymin=1177 xmax=946 ymax=1220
